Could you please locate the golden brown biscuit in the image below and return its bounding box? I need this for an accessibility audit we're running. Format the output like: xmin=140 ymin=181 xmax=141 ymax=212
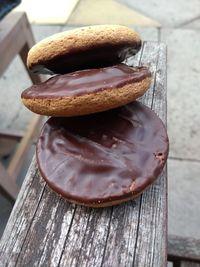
xmin=21 ymin=64 xmax=151 ymax=117
xmin=27 ymin=25 xmax=142 ymax=74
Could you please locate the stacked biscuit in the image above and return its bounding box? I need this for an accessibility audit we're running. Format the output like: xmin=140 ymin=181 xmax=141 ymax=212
xmin=21 ymin=25 xmax=169 ymax=207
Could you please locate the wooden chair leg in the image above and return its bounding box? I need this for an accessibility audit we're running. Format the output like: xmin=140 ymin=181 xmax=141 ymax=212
xmin=7 ymin=115 xmax=44 ymax=179
xmin=0 ymin=129 xmax=24 ymax=140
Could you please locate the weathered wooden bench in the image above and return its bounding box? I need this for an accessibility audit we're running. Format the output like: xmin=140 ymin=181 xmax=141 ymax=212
xmin=0 ymin=11 xmax=43 ymax=203
xmin=0 ymin=42 xmax=168 ymax=266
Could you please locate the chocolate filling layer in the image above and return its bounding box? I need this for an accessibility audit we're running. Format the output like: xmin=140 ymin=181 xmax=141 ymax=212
xmin=36 ymin=101 xmax=169 ymax=205
xmin=30 ymin=41 xmax=141 ymax=74
xmin=22 ymin=64 xmax=151 ymax=99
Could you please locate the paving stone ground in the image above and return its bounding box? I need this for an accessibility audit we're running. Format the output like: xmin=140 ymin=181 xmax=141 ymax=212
xmin=0 ymin=0 xmax=200 ymax=247
xmin=168 ymin=159 xmax=200 ymax=238
xmin=119 ymin=0 xmax=200 ymax=27
xmin=161 ymin=28 xmax=200 ymax=160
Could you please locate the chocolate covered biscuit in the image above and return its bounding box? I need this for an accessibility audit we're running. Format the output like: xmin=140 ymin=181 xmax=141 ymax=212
xmin=36 ymin=101 xmax=169 ymax=207
xmin=27 ymin=25 xmax=141 ymax=74
xmin=22 ymin=64 xmax=151 ymax=116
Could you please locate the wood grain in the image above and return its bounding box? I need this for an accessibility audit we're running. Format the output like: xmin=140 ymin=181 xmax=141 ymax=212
xmin=0 ymin=42 xmax=167 ymax=267
xmin=133 ymin=42 xmax=167 ymax=267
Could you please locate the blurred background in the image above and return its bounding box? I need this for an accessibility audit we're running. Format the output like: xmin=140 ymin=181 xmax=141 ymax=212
xmin=0 ymin=0 xmax=200 ymax=248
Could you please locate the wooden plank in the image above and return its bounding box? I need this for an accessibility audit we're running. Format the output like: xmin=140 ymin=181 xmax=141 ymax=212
xmin=168 ymin=235 xmax=200 ymax=263
xmin=0 ymin=11 xmax=42 ymax=83
xmin=15 ymin=186 xmax=76 ymax=267
xmin=101 ymin=42 xmax=161 ymax=267
xmin=0 ymin=129 xmax=24 ymax=140
xmin=0 ymin=12 xmax=27 ymax=75
xmin=0 ymin=158 xmax=46 ymax=266
xmin=133 ymin=42 xmax=167 ymax=267
xmin=0 ymin=42 xmax=167 ymax=266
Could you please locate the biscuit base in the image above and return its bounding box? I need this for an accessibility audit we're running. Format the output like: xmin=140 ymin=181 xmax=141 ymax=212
xmin=27 ymin=25 xmax=141 ymax=74
xmin=47 ymin=179 xmax=153 ymax=208
xmin=22 ymin=77 xmax=151 ymax=117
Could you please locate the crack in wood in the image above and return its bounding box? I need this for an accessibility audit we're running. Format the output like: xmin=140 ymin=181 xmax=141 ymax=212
xmin=57 ymin=205 xmax=77 ymax=267
xmin=14 ymin=183 xmax=47 ymax=267
xmin=70 ymin=208 xmax=92 ymax=267
xmin=100 ymin=207 xmax=113 ymax=267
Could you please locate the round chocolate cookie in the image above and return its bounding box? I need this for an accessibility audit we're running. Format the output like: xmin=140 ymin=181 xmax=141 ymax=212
xmin=36 ymin=101 xmax=169 ymax=207
xmin=21 ymin=64 xmax=151 ymax=117
xmin=27 ymin=25 xmax=141 ymax=74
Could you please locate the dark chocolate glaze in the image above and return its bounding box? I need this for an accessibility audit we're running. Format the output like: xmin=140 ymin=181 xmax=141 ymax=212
xmin=22 ymin=64 xmax=151 ymax=99
xmin=36 ymin=102 xmax=169 ymax=205
xmin=31 ymin=41 xmax=142 ymax=74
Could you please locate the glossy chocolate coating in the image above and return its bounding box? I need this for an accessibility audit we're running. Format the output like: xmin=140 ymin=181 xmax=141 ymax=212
xmin=22 ymin=64 xmax=151 ymax=99
xmin=36 ymin=102 xmax=169 ymax=205
xmin=31 ymin=42 xmax=141 ymax=74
